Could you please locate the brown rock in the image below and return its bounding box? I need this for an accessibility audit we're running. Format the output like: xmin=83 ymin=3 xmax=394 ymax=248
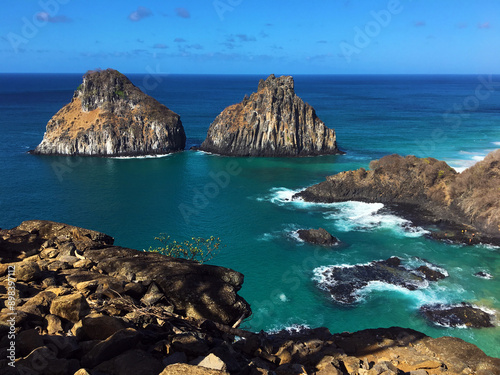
xmin=18 ymin=290 xmax=56 ymax=317
xmin=200 ymin=74 xmax=340 ymax=157
xmin=50 ymin=292 xmax=90 ymax=323
xmin=45 ymin=314 xmax=63 ymax=335
xmin=79 ymin=313 xmax=126 ymax=340
xmin=81 ymin=328 xmax=141 ymax=368
xmin=31 ymin=68 xmax=186 ymax=157
xmin=160 ymin=363 xmax=229 ymax=375
xmin=17 ymin=329 xmax=44 ymax=357
xmin=93 ymin=349 xmax=164 ymax=375
xmin=16 ymin=261 xmax=41 ymax=282
xmin=172 ymin=333 xmax=209 ymax=356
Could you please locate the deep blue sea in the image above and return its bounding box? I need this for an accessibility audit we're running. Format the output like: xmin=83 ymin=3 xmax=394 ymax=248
xmin=1 ymin=74 xmax=499 ymax=357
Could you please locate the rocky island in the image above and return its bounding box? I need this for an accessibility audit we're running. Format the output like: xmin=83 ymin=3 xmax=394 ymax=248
xmin=199 ymin=74 xmax=341 ymax=157
xmin=295 ymin=150 xmax=500 ymax=245
xmin=2 ymin=220 xmax=500 ymax=374
xmin=31 ymin=69 xmax=186 ymax=156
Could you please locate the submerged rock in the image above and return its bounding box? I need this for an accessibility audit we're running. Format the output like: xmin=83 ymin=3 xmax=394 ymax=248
xmin=297 ymin=228 xmax=338 ymax=246
xmin=420 ymin=303 xmax=496 ymax=328
xmin=295 ymin=150 xmax=500 ymax=245
xmin=31 ymin=69 xmax=186 ymax=156
xmin=315 ymin=257 xmax=447 ymax=304
xmin=200 ymin=74 xmax=341 ymax=157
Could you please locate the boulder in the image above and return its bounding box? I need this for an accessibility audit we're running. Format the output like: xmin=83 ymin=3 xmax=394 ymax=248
xmin=31 ymin=68 xmax=186 ymax=156
xmin=200 ymin=74 xmax=340 ymax=157
xmin=50 ymin=293 xmax=90 ymax=323
xmin=297 ymin=228 xmax=338 ymax=246
xmin=160 ymin=363 xmax=230 ymax=375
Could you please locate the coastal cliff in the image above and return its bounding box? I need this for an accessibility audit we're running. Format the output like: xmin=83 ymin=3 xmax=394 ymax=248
xmin=199 ymin=74 xmax=341 ymax=157
xmin=295 ymin=150 xmax=500 ymax=244
xmin=31 ymin=69 xmax=186 ymax=156
xmin=1 ymin=220 xmax=499 ymax=374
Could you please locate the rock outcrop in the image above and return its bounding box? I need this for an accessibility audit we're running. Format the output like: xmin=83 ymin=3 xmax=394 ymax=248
xmin=420 ymin=303 xmax=495 ymax=328
xmin=1 ymin=221 xmax=500 ymax=374
xmin=199 ymin=74 xmax=341 ymax=157
xmin=297 ymin=228 xmax=338 ymax=246
xmin=295 ymin=150 xmax=500 ymax=244
xmin=31 ymin=69 xmax=186 ymax=156
xmin=315 ymin=257 xmax=447 ymax=304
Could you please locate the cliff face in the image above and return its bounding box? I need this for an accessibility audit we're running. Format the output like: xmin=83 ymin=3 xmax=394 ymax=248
xmin=31 ymin=69 xmax=186 ymax=156
xmin=295 ymin=150 xmax=500 ymax=243
xmin=200 ymin=74 xmax=340 ymax=157
xmin=2 ymin=220 xmax=499 ymax=374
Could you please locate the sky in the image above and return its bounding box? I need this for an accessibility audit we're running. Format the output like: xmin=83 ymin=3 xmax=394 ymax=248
xmin=1 ymin=0 xmax=499 ymax=74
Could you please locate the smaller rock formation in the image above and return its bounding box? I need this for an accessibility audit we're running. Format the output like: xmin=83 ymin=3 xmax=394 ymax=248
xmin=200 ymin=74 xmax=341 ymax=157
xmin=31 ymin=69 xmax=186 ymax=156
xmin=315 ymin=257 xmax=447 ymax=304
xmin=295 ymin=150 xmax=500 ymax=245
xmin=296 ymin=228 xmax=338 ymax=246
xmin=420 ymin=303 xmax=496 ymax=328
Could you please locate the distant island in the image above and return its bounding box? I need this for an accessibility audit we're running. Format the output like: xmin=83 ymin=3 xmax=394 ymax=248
xmin=30 ymin=69 xmax=186 ymax=157
xmin=199 ymin=74 xmax=341 ymax=157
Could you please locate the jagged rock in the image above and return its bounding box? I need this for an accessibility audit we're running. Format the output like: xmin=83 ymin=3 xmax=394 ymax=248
xmin=420 ymin=303 xmax=495 ymax=328
xmin=193 ymin=353 xmax=227 ymax=371
xmin=44 ymin=314 xmax=64 ymax=335
xmin=295 ymin=150 xmax=500 ymax=244
xmin=16 ymin=261 xmax=41 ymax=282
xmin=93 ymin=349 xmax=165 ymax=375
xmin=200 ymin=74 xmax=340 ymax=157
xmin=81 ymin=328 xmax=141 ymax=368
xmin=316 ymin=257 xmax=445 ymax=304
xmin=297 ymin=228 xmax=338 ymax=246
xmin=17 ymin=290 xmax=56 ymax=316
xmin=77 ymin=313 xmax=126 ymax=340
xmin=160 ymin=363 xmax=230 ymax=375
xmin=31 ymin=68 xmax=186 ymax=156
xmin=416 ymin=265 xmax=446 ymax=281
xmin=49 ymin=292 xmax=90 ymax=323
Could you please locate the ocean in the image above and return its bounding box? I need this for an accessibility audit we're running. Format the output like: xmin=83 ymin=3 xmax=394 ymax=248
xmin=1 ymin=73 xmax=499 ymax=357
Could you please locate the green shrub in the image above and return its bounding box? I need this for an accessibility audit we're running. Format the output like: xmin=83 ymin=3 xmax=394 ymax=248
xmin=146 ymin=235 xmax=222 ymax=264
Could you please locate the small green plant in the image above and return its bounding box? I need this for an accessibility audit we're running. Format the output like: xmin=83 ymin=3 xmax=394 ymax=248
xmin=77 ymin=84 xmax=82 ymax=91
xmin=115 ymin=90 xmax=125 ymax=98
xmin=438 ymin=170 xmax=445 ymax=178
xmin=146 ymin=234 xmax=223 ymax=264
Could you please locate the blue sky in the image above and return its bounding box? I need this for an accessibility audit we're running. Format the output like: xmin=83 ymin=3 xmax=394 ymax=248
xmin=1 ymin=0 xmax=499 ymax=74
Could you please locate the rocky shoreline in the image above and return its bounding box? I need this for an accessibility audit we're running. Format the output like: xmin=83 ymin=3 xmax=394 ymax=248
xmin=1 ymin=220 xmax=499 ymax=374
xmin=294 ymin=151 xmax=500 ymax=246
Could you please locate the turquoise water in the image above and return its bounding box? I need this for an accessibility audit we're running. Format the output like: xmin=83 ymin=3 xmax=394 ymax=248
xmin=1 ymin=74 xmax=499 ymax=357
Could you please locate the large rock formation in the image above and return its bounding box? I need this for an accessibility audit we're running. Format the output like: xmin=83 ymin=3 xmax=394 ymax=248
xmin=295 ymin=150 xmax=500 ymax=244
xmin=1 ymin=220 xmax=500 ymax=374
xmin=199 ymin=74 xmax=341 ymax=157
xmin=31 ymin=69 xmax=186 ymax=156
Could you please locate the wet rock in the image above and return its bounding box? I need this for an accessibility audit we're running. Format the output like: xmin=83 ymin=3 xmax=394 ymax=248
xmin=420 ymin=303 xmax=495 ymax=328
xmin=416 ymin=265 xmax=447 ymax=281
xmin=297 ymin=228 xmax=338 ymax=246
xmin=316 ymin=257 xmax=440 ymax=304
xmin=474 ymin=271 xmax=493 ymax=279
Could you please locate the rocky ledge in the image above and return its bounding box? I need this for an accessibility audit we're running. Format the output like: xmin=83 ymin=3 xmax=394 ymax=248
xmin=31 ymin=69 xmax=186 ymax=156
xmin=295 ymin=150 xmax=500 ymax=245
xmin=420 ymin=303 xmax=496 ymax=328
xmin=199 ymin=74 xmax=341 ymax=157
xmin=1 ymin=221 xmax=500 ymax=374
